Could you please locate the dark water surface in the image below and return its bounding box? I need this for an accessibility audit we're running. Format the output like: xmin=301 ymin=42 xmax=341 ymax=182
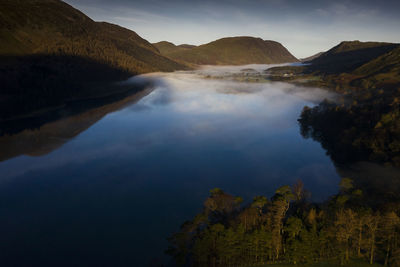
xmin=0 ymin=65 xmax=340 ymax=266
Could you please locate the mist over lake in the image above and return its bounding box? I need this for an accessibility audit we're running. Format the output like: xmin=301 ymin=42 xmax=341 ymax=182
xmin=0 ymin=65 xmax=340 ymax=265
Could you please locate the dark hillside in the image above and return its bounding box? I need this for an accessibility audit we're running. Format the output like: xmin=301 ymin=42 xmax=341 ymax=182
xmin=0 ymin=0 xmax=187 ymax=74
xmin=308 ymin=41 xmax=399 ymax=74
xmin=301 ymin=51 xmax=324 ymax=62
xmin=0 ymin=0 xmax=188 ymax=121
xmin=0 ymin=0 xmax=185 ymax=74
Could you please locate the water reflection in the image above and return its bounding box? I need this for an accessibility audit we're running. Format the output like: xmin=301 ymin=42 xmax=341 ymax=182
xmin=336 ymin=162 xmax=400 ymax=203
xmin=0 ymin=65 xmax=341 ymax=266
xmin=0 ymin=82 xmax=153 ymax=162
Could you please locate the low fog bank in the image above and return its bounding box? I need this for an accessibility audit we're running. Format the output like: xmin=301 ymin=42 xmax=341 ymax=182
xmin=193 ymin=64 xmax=289 ymax=77
xmin=133 ymin=64 xmax=337 ymax=107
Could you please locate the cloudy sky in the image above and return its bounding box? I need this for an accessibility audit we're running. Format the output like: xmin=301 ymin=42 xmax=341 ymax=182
xmin=64 ymin=0 xmax=400 ymax=58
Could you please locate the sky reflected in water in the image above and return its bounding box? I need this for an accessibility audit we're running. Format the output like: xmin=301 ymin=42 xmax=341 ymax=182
xmin=0 ymin=65 xmax=340 ymax=266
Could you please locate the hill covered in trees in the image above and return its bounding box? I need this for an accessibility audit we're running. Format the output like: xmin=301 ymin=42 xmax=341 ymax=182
xmin=267 ymin=41 xmax=400 ymax=166
xmin=168 ymin=180 xmax=400 ymax=266
xmin=154 ymin=37 xmax=298 ymax=65
xmin=0 ymin=0 xmax=187 ymax=74
xmin=0 ymin=0 xmax=189 ymax=121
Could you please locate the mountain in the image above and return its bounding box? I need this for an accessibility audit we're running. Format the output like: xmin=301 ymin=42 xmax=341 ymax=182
xmin=0 ymin=0 xmax=187 ymax=74
xmin=178 ymin=44 xmax=197 ymax=49
xmin=153 ymin=41 xmax=197 ymax=56
xmin=0 ymin=0 xmax=189 ymax=121
xmin=307 ymin=41 xmax=399 ymax=74
xmin=351 ymin=45 xmax=400 ymax=89
xmin=269 ymin=40 xmax=400 ymax=87
xmin=300 ymin=52 xmax=324 ymax=62
xmin=304 ymin=40 xmax=400 ymax=90
xmin=154 ymin=37 xmax=298 ymax=65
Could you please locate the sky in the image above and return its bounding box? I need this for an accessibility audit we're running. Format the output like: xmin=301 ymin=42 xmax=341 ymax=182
xmin=64 ymin=0 xmax=400 ymax=58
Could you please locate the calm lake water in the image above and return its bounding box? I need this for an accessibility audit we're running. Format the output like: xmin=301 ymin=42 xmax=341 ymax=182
xmin=0 ymin=65 xmax=341 ymax=266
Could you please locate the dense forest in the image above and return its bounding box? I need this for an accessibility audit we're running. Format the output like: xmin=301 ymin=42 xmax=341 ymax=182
xmin=167 ymin=180 xmax=400 ymax=266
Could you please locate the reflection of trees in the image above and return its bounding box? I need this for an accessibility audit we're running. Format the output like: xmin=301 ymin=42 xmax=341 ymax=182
xmin=0 ymin=87 xmax=152 ymax=162
xmin=298 ymin=98 xmax=400 ymax=167
xmin=298 ymin=100 xmax=361 ymax=164
xmin=0 ymin=54 xmax=154 ymax=123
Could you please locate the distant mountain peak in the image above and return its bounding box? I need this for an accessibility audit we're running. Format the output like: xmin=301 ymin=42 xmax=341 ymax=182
xmin=154 ymin=36 xmax=298 ymax=65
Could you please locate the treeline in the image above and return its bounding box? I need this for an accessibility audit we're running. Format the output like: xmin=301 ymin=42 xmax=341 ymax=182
xmin=299 ymin=91 xmax=400 ymax=166
xmin=167 ymin=180 xmax=400 ymax=266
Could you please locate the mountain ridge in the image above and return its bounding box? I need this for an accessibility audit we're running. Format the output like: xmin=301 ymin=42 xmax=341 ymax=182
xmin=308 ymin=40 xmax=399 ymax=74
xmin=154 ymin=36 xmax=298 ymax=65
xmin=0 ymin=0 xmax=187 ymax=74
xmin=301 ymin=52 xmax=324 ymax=62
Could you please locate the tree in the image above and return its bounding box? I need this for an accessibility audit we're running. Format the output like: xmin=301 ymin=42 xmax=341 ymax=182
xmin=284 ymin=217 xmax=304 ymax=264
xmin=364 ymin=212 xmax=380 ymax=265
xmin=292 ymin=180 xmax=306 ymax=202
xmin=354 ymin=209 xmax=370 ymax=258
xmin=381 ymin=211 xmax=400 ymax=266
xmin=204 ymin=188 xmax=241 ymax=223
xmin=339 ymin=178 xmax=354 ymax=193
xmin=193 ymin=223 xmax=226 ymax=267
xmin=334 ymin=209 xmax=357 ymax=264
xmin=271 ymin=186 xmax=294 ymax=261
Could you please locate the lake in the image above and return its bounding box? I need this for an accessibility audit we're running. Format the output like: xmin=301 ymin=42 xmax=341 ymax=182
xmin=0 ymin=65 xmax=341 ymax=266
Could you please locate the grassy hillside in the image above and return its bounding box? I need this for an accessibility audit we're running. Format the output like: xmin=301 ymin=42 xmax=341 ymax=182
xmin=155 ymin=37 xmax=298 ymax=65
xmin=178 ymin=44 xmax=196 ymax=49
xmin=153 ymin=41 xmax=196 ymax=56
xmin=0 ymin=0 xmax=187 ymax=74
